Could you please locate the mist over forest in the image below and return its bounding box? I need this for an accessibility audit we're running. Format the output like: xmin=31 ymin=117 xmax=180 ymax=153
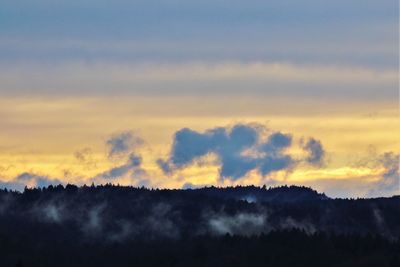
xmin=1 ymin=184 xmax=399 ymax=267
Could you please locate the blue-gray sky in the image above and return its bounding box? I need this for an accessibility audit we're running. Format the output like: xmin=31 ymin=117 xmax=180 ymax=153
xmin=0 ymin=0 xmax=398 ymax=197
xmin=1 ymin=0 xmax=398 ymax=68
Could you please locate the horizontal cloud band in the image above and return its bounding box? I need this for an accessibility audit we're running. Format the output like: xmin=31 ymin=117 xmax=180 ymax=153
xmin=0 ymin=63 xmax=396 ymax=100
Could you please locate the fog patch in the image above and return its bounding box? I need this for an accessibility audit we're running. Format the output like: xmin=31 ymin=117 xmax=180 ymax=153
xmin=143 ymin=203 xmax=181 ymax=239
xmin=208 ymin=213 xmax=267 ymax=236
xmin=82 ymin=204 xmax=107 ymax=235
xmin=109 ymin=220 xmax=134 ymax=242
xmin=42 ymin=204 xmax=64 ymax=223
xmin=372 ymin=207 xmax=393 ymax=240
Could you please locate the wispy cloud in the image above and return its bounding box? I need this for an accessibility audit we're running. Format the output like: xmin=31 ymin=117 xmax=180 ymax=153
xmin=106 ymin=131 xmax=144 ymax=159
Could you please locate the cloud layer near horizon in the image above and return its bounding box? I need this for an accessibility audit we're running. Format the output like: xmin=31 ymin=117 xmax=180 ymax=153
xmin=0 ymin=123 xmax=397 ymax=198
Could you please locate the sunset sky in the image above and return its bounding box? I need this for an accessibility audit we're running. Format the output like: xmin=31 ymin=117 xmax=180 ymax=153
xmin=0 ymin=0 xmax=398 ymax=197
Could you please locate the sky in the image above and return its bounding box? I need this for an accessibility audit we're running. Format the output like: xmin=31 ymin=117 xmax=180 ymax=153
xmin=0 ymin=0 xmax=399 ymax=198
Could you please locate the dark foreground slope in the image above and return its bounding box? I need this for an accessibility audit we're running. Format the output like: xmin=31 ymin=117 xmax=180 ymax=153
xmin=0 ymin=185 xmax=399 ymax=267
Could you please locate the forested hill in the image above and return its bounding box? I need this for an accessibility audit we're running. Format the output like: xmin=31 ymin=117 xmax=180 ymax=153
xmin=0 ymin=184 xmax=398 ymax=240
xmin=0 ymin=185 xmax=399 ymax=267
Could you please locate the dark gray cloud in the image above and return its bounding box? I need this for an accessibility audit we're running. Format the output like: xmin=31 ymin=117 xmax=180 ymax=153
xmin=258 ymin=132 xmax=294 ymax=176
xmin=156 ymin=159 xmax=173 ymax=174
xmin=99 ymin=154 xmax=144 ymax=179
xmin=102 ymin=131 xmax=148 ymax=185
xmin=259 ymin=132 xmax=292 ymax=154
xmin=106 ymin=131 xmax=143 ymax=158
xmin=302 ymin=137 xmax=325 ymax=166
xmin=159 ymin=124 xmax=314 ymax=180
xmin=169 ymin=127 xmax=220 ymax=167
xmin=162 ymin=124 xmax=262 ymax=180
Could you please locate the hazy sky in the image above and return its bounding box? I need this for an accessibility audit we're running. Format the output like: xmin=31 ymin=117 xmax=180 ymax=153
xmin=0 ymin=0 xmax=398 ymax=197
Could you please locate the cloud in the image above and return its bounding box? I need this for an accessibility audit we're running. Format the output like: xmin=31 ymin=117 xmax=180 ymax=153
xmin=0 ymin=131 xmax=149 ymax=190
xmin=0 ymin=0 xmax=397 ymax=71
xmin=160 ymin=124 xmax=262 ymax=180
xmin=98 ymin=154 xmax=145 ymax=180
xmin=159 ymin=124 xmax=320 ymax=181
xmin=0 ymin=172 xmax=63 ymax=191
xmin=302 ymin=137 xmax=325 ymax=166
xmin=0 ymin=125 xmax=329 ymax=191
xmin=0 ymin=63 xmax=397 ymax=101
xmin=259 ymin=132 xmax=292 ymax=154
xmin=169 ymin=127 xmax=220 ymax=167
xmin=74 ymin=147 xmax=97 ymax=170
xmin=348 ymin=149 xmax=399 ymax=197
xmin=369 ymin=152 xmax=399 ymax=197
xmin=16 ymin=172 xmax=63 ymax=188
xmin=106 ymin=131 xmax=143 ymax=158
xmin=156 ymin=159 xmax=173 ymax=174
xmin=258 ymin=132 xmax=295 ymax=176
xmin=101 ymin=131 xmax=149 ymax=186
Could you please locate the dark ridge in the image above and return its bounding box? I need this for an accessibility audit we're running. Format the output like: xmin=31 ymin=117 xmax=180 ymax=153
xmin=0 ymin=184 xmax=399 ymax=266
